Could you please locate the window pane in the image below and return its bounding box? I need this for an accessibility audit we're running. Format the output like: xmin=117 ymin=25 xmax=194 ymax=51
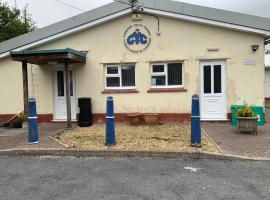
xmin=121 ymin=65 xmax=135 ymax=87
xmin=57 ymin=71 xmax=64 ymax=97
xmin=107 ymin=77 xmax=120 ymax=87
xmin=151 ymin=76 xmax=166 ymax=86
xmin=204 ymin=65 xmax=211 ymax=94
xmin=153 ymin=65 xmax=165 ymax=73
xmin=107 ymin=67 xmax=119 ymax=74
xmin=168 ymin=63 xmax=182 ymax=85
xmin=69 ymin=71 xmax=73 ymax=96
xmin=214 ymin=65 xmax=222 ymax=93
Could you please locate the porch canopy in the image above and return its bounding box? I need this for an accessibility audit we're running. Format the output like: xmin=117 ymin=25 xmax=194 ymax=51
xmin=10 ymin=48 xmax=88 ymax=129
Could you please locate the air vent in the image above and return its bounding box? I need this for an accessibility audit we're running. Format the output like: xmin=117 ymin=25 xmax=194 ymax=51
xmin=132 ymin=14 xmax=143 ymax=21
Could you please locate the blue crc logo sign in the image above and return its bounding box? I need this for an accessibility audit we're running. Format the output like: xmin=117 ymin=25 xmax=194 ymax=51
xmin=124 ymin=24 xmax=151 ymax=53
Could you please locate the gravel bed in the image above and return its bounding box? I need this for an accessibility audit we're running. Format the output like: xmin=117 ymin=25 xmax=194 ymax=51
xmin=58 ymin=122 xmax=221 ymax=152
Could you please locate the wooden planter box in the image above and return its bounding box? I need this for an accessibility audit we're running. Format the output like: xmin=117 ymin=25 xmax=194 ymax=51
xmin=127 ymin=113 xmax=142 ymax=126
xmin=237 ymin=117 xmax=259 ymax=135
xmin=144 ymin=113 xmax=158 ymax=125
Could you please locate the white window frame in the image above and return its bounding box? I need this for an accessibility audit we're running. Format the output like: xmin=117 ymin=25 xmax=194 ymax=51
xmin=105 ymin=64 xmax=136 ymax=89
xmin=150 ymin=62 xmax=184 ymax=88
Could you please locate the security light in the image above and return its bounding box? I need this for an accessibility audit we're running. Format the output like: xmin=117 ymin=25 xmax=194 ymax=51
xmin=251 ymin=45 xmax=259 ymax=52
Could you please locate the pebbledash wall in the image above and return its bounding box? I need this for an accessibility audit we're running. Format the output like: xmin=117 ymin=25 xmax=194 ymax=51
xmin=0 ymin=14 xmax=265 ymax=122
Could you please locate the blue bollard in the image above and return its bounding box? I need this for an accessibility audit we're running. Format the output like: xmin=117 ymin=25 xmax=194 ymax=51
xmin=191 ymin=94 xmax=201 ymax=147
xmin=105 ymin=96 xmax=116 ymax=145
xmin=28 ymin=97 xmax=39 ymax=144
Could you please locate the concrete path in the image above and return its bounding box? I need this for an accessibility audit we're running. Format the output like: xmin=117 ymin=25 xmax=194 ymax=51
xmin=0 ymin=123 xmax=66 ymax=150
xmin=202 ymin=122 xmax=270 ymax=158
xmin=0 ymin=156 xmax=269 ymax=200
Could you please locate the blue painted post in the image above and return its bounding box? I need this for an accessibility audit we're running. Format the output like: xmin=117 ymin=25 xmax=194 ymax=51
xmin=191 ymin=94 xmax=201 ymax=147
xmin=106 ymin=96 xmax=116 ymax=145
xmin=28 ymin=97 xmax=39 ymax=144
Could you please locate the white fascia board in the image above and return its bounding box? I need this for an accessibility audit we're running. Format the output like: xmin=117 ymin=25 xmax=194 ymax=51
xmin=0 ymin=9 xmax=131 ymax=59
xmin=144 ymin=8 xmax=270 ymax=36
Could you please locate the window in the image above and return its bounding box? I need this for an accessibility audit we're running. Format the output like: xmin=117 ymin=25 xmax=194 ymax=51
xmin=214 ymin=65 xmax=222 ymax=93
xmin=105 ymin=64 xmax=135 ymax=89
xmin=203 ymin=65 xmax=211 ymax=94
xmin=57 ymin=71 xmax=65 ymax=97
xmin=56 ymin=70 xmax=74 ymax=97
xmin=203 ymin=64 xmax=222 ymax=94
xmin=151 ymin=63 xmax=183 ymax=88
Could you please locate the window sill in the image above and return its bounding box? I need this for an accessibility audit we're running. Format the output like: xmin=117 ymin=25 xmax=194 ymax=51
xmin=102 ymin=89 xmax=139 ymax=94
xmin=147 ymin=88 xmax=187 ymax=93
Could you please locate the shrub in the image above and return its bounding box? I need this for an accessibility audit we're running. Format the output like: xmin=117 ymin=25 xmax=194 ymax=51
xmin=237 ymin=106 xmax=256 ymax=117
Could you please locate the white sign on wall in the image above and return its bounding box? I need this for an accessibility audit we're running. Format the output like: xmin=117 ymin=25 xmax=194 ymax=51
xmin=244 ymin=58 xmax=256 ymax=65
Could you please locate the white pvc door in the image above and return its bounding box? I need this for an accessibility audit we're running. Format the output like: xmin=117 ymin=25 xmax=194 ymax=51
xmin=200 ymin=61 xmax=227 ymax=120
xmin=54 ymin=69 xmax=77 ymax=121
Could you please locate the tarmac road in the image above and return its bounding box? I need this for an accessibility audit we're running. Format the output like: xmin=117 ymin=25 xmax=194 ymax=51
xmin=0 ymin=156 xmax=269 ymax=200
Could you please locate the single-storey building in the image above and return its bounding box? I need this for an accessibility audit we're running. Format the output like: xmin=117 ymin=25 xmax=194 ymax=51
xmin=0 ymin=0 xmax=270 ymax=125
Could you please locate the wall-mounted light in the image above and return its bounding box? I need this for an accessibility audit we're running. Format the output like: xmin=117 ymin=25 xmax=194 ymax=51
xmin=251 ymin=45 xmax=259 ymax=52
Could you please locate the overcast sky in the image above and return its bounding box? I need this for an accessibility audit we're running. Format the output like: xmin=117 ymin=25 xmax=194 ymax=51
xmin=2 ymin=0 xmax=270 ymax=28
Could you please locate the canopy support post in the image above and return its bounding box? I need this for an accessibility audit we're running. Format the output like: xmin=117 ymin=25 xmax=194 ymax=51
xmin=22 ymin=60 xmax=29 ymax=116
xmin=64 ymin=59 xmax=72 ymax=129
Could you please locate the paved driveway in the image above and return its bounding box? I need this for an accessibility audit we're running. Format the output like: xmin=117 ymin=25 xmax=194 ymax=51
xmin=202 ymin=122 xmax=270 ymax=158
xmin=0 ymin=156 xmax=269 ymax=200
xmin=0 ymin=123 xmax=66 ymax=150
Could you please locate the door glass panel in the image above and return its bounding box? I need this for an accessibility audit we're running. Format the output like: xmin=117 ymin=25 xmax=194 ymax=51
xmin=69 ymin=71 xmax=73 ymax=96
xmin=203 ymin=65 xmax=211 ymax=94
xmin=214 ymin=65 xmax=222 ymax=93
xmin=57 ymin=71 xmax=64 ymax=97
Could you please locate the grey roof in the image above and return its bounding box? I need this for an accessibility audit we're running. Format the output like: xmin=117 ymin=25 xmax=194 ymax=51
xmin=139 ymin=0 xmax=270 ymax=31
xmin=1 ymin=0 xmax=270 ymax=56
xmin=0 ymin=2 xmax=129 ymax=55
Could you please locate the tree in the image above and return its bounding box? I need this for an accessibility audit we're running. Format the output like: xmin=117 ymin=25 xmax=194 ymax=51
xmin=0 ymin=2 xmax=37 ymax=43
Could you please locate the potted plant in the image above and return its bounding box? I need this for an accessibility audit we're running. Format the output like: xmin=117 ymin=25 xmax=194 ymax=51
xmin=127 ymin=113 xmax=142 ymax=126
xmin=144 ymin=113 xmax=158 ymax=125
xmin=236 ymin=106 xmax=258 ymax=135
xmin=11 ymin=113 xmax=26 ymax=129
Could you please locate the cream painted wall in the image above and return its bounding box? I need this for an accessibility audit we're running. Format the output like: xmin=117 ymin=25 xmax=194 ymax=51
xmin=0 ymin=57 xmax=23 ymax=114
xmin=28 ymin=64 xmax=53 ymax=114
xmin=0 ymin=57 xmax=53 ymax=114
xmin=265 ymin=69 xmax=270 ymax=98
xmin=0 ymin=14 xmax=265 ymax=116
